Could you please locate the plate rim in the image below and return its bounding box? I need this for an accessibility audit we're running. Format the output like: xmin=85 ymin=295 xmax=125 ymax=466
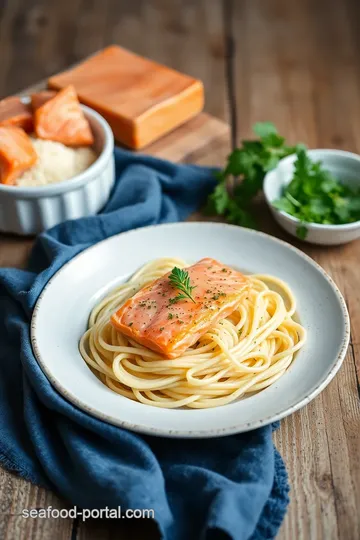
xmin=30 ymin=222 xmax=351 ymax=438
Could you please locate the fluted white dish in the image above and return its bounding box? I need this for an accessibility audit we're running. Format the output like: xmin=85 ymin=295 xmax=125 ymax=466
xmin=0 ymin=100 xmax=115 ymax=235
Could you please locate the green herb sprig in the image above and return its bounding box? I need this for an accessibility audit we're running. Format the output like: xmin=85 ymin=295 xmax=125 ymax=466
xmin=206 ymin=122 xmax=302 ymax=228
xmin=273 ymin=148 xmax=360 ymax=239
xmin=168 ymin=267 xmax=196 ymax=304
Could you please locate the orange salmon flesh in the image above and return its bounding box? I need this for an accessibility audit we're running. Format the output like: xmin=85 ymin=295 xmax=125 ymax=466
xmin=0 ymin=96 xmax=33 ymax=132
xmin=0 ymin=126 xmax=38 ymax=185
xmin=34 ymin=85 xmax=94 ymax=147
xmin=110 ymin=258 xmax=251 ymax=359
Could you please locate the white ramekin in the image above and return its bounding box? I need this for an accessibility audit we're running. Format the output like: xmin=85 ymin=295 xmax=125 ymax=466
xmin=263 ymin=149 xmax=360 ymax=245
xmin=0 ymin=103 xmax=115 ymax=235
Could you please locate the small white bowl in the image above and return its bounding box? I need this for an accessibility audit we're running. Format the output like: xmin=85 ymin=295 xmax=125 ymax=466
xmin=0 ymin=102 xmax=115 ymax=235
xmin=263 ymin=149 xmax=360 ymax=245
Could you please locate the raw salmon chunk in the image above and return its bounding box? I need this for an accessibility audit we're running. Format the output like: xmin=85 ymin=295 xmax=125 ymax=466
xmin=111 ymin=258 xmax=251 ymax=359
xmin=0 ymin=96 xmax=33 ymax=132
xmin=0 ymin=126 xmax=37 ymax=185
xmin=31 ymin=90 xmax=57 ymax=111
xmin=34 ymin=85 xmax=94 ymax=147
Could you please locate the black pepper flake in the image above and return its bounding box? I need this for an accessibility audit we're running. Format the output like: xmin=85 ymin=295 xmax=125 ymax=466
xmin=128 ymin=322 xmax=133 ymax=327
xmin=221 ymin=268 xmax=227 ymax=272
xmin=160 ymin=327 xmax=164 ymax=332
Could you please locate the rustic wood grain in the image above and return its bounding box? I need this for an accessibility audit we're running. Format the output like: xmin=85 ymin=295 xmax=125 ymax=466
xmin=0 ymin=0 xmax=360 ymax=539
xmin=0 ymin=470 xmax=72 ymax=540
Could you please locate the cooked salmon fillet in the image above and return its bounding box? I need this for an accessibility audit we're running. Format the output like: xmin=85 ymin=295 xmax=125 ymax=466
xmin=0 ymin=96 xmax=33 ymax=132
xmin=0 ymin=126 xmax=37 ymax=185
xmin=31 ymin=90 xmax=56 ymax=111
xmin=34 ymin=85 xmax=94 ymax=147
xmin=111 ymin=258 xmax=251 ymax=359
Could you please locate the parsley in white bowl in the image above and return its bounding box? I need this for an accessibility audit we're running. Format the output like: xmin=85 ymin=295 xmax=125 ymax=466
xmin=264 ymin=149 xmax=360 ymax=245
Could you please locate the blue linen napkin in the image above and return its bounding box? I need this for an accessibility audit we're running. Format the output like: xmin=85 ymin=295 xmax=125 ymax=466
xmin=0 ymin=148 xmax=289 ymax=540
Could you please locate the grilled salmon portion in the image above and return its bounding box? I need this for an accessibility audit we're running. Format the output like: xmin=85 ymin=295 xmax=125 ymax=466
xmin=34 ymin=85 xmax=94 ymax=147
xmin=0 ymin=96 xmax=33 ymax=132
xmin=0 ymin=126 xmax=37 ymax=185
xmin=111 ymin=258 xmax=250 ymax=359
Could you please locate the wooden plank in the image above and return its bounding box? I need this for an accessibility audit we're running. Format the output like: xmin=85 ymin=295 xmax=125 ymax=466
xmin=0 ymin=470 xmax=72 ymax=540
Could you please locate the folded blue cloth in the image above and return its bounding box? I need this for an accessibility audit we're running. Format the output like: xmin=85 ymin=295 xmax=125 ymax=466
xmin=0 ymin=148 xmax=289 ymax=540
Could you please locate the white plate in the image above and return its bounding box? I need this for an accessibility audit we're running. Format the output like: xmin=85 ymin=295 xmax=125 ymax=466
xmin=31 ymin=223 xmax=350 ymax=438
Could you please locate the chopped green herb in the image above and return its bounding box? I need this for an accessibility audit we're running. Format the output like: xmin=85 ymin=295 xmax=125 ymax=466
xmin=273 ymin=148 xmax=360 ymax=236
xmin=128 ymin=322 xmax=133 ymax=327
xmin=167 ymin=313 xmax=174 ymax=320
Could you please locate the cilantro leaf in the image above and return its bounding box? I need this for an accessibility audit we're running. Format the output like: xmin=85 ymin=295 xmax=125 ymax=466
xmin=253 ymin=122 xmax=278 ymax=139
xmin=205 ymin=121 xmax=300 ymax=228
xmin=206 ymin=181 xmax=230 ymax=214
xmin=272 ymin=198 xmax=295 ymax=214
xmin=296 ymin=225 xmax=308 ymax=240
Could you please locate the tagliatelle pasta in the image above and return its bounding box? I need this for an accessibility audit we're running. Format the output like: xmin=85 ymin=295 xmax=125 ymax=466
xmin=79 ymin=258 xmax=306 ymax=409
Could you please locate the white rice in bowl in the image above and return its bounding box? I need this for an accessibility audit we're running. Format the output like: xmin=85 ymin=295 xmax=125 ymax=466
xmin=16 ymin=138 xmax=97 ymax=187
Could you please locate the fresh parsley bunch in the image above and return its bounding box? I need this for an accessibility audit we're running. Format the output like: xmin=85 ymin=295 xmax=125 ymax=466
xmin=273 ymin=148 xmax=360 ymax=239
xmin=206 ymin=122 xmax=302 ymax=228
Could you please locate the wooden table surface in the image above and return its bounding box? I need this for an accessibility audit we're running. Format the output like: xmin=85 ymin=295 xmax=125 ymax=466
xmin=1 ymin=1 xmax=360 ymax=539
